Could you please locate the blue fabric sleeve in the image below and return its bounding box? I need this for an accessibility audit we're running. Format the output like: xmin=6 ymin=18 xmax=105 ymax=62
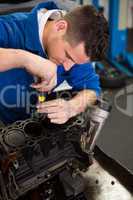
xmin=0 ymin=17 xmax=25 ymax=48
xmin=56 ymin=65 xmax=66 ymax=85
xmin=0 ymin=19 xmax=9 ymax=47
xmin=63 ymin=63 xmax=101 ymax=96
xmin=32 ymin=1 xmax=58 ymax=12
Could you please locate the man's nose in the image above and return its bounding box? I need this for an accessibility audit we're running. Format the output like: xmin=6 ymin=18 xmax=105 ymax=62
xmin=63 ymin=60 xmax=75 ymax=71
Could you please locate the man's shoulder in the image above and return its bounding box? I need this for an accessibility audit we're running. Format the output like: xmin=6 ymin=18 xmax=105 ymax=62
xmin=0 ymin=1 xmax=58 ymax=22
xmin=31 ymin=1 xmax=58 ymax=13
xmin=0 ymin=12 xmax=29 ymax=22
xmin=69 ymin=63 xmax=96 ymax=76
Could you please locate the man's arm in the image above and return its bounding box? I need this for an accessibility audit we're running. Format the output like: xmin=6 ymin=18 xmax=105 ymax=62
xmin=37 ymin=89 xmax=97 ymax=124
xmin=36 ymin=62 xmax=100 ymax=124
xmin=0 ymin=48 xmax=35 ymax=72
xmin=0 ymin=48 xmax=57 ymax=84
xmin=68 ymin=89 xmax=97 ymax=115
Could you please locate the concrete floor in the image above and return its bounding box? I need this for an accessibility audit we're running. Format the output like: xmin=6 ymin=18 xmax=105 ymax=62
xmin=97 ymin=29 xmax=133 ymax=173
xmin=97 ymin=79 xmax=133 ymax=173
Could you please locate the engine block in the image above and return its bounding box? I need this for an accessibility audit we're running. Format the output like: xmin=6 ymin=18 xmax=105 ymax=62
xmin=0 ymin=110 xmax=91 ymax=200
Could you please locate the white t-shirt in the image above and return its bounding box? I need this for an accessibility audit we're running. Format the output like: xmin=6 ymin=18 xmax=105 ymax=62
xmin=37 ymin=9 xmax=71 ymax=91
xmin=37 ymin=8 xmax=66 ymax=51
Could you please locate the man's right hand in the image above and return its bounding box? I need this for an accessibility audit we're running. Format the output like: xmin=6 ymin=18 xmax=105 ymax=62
xmin=25 ymin=50 xmax=57 ymax=87
xmin=24 ymin=50 xmax=57 ymax=92
xmin=0 ymin=48 xmax=58 ymax=92
xmin=31 ymin=74 xmax=57 ymax=92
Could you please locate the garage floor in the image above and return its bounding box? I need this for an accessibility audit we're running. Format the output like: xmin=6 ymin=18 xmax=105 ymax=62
xmin=97 ymin=78 xmax=133 ymax=173
xmin=97 ymin=29 xmax=133 ymax=173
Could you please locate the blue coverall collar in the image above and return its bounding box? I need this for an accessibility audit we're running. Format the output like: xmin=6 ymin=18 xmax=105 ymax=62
xmin=24 ymin=1 xmax=58 ymax=57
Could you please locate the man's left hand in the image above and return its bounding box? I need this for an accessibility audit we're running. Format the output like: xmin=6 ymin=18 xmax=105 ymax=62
xmin=37 ymin=99 xmax=74 ymax=124
xmin=37 ymin=90 xmax=97 ymax=124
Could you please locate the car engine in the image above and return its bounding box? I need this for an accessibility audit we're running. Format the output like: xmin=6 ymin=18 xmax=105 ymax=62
xmin=0 ymin=92 xmax=111 ymax=200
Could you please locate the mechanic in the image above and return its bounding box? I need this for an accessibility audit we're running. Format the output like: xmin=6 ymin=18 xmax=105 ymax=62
xmin=0 ymin=1 xmax=109 ymax=125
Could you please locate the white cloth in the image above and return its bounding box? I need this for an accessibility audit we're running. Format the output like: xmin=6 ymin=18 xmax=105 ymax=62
xmin=37 ymin=9 xmax=71 ymax=91
xmin=37 ymin=9 xmax=66 ymax=51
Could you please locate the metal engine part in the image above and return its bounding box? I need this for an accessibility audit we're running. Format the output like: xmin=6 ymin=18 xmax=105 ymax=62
xmin=0 ymin=99 xmax=111 ymax=200
xmin=0 ymin=112 xmax=90 ymax=199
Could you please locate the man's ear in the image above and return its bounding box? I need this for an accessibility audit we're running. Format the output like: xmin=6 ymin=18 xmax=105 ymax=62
xmin=54 ymin=20 xmax=68 ymax=34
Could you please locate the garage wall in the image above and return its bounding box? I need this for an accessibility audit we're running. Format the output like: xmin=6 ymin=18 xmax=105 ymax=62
xmin=75 ymin=0 xmax=133 ymax=28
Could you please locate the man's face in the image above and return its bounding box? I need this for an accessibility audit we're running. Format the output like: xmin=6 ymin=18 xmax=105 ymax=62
xmin=45 ymin=20 xmax=90 ymax=70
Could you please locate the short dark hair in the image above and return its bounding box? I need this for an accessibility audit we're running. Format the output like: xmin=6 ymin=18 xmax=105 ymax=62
xmin=63 ymin=5 xmax=109 ymax=61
